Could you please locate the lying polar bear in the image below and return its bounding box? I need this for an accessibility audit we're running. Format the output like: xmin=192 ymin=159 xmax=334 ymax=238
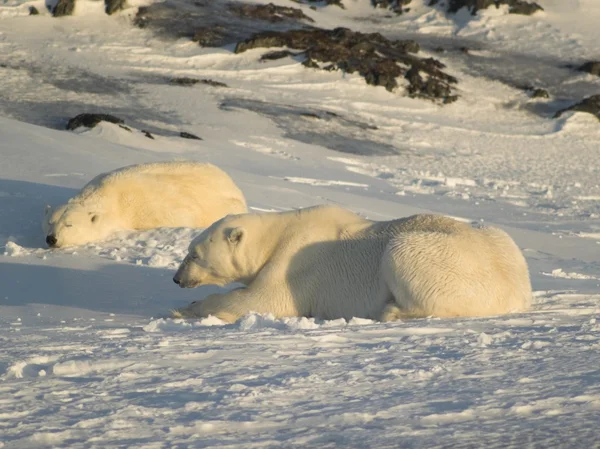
xmin=172 ymin=205 xmax=531 ymax=322
xmin=43 ymin=161 xmax=247 ymax=248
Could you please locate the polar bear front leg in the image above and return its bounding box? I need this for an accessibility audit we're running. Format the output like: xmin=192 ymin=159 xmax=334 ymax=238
xmin=173 ymin=286 xmax=299 ymax=323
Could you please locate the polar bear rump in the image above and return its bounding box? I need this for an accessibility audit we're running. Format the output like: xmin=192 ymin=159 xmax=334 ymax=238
xmin=173 ymin=206 xmax=531 ymax=322
xmin=43 ymin=161 xmax=247 ymax=248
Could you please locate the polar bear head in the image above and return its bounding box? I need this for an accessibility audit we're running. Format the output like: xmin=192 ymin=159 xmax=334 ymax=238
xmin=173 ymin=215 xmax=254 ymax=288
xmin=43 ymin=201 xmax=114 ymax=248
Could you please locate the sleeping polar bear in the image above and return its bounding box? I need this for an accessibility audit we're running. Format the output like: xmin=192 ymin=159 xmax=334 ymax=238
xmin=43 ymin=161 xmax=247 ymax=248
xmin=172 ymin=205 xmax=531 ymax=323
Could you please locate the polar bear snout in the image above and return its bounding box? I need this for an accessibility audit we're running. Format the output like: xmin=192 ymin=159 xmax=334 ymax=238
xmin=46 ymin=234 xmax=58 ymax=247
xmin=173 ymin=263 xmax=200 ymax=288
xmin=173 ymin=276 xmax=194 ymax=288
xmin=172 ymin=273 xmax=191 ymax=288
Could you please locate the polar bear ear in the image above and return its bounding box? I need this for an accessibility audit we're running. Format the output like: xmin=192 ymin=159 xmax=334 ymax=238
xmin=227 ymin=227 xmax=245 ymax=245
xmin=44 ymin=205 xmax=52 ymax=217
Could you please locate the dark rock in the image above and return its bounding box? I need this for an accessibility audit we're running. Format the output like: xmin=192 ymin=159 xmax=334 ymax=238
xmin=29 ymin=6 xmax=39 ymax=15
xmin=235 ymin=27 xmax=457 ymax=102
xmin=291 ymin=0 xmax=344 ymax=8
xmin=105 ymin=0 xmax=126 ymax=15
xmin=260 ymin=50 xmax=299 ymax=62
xmin=142 ymin=130 xmax=155 ymax=139
xmin=170 ymin=77 xmax=201 ymax=86
xmin=434 ymin=0 xmax=543 ymax=15
xmin=118 ymin=124 xmax=132 ymax=132
xmin=372 ymin=0 xmax=411 ymax=14
xmin=578 ymin=61 xmax=600 ymax=77
xmin=530 ymin=88 xmax=549 ymax=99
xmin=191 ymin=27 xmax=227 ymax=46
xmin=133 ymin=6 xmax=150 ymax=28
xmin=53 ymin=0 xmax=76 ymax=17
xmin=554 ymin=95 xmax=600 ymax=120
xmin=66 ymin=113 xmax=125 ymax=130
xmin=180 ymin=131 xmax=203 ymax=140
xmin=170 ymin=77 xmax=228 ymax=87
xmin=507 ymin=1 xmax=542 ymax=14
xmin=133 ymin=1 xmax=315 ymax=48
xmin=228 ymin=2 xmax=314 ymax=23
xmin=199 ymin=79 xmax=228 ymax=88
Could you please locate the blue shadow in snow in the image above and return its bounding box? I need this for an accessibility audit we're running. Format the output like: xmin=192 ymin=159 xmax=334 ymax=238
xmin=0 ymin=178 xmax=78 ymax=248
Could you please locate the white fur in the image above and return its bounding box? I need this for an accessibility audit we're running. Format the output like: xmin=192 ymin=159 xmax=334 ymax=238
xmin=173 ymin=205 xmax=531 ymax=323
xmin=43 ymin=161 xmax=247 ymax=247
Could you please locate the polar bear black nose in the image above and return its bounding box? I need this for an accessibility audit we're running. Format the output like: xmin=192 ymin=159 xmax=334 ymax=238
xmin=173 ymin=277 xmax=180 ymax=285
xmin=46 ymin=235 xmax=57 ymax=247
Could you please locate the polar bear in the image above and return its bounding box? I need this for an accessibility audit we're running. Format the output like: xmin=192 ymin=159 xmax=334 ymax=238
xmin=172 ymin=205 xmax=531 ymax=323
xmin=43 ymin=161 xmax=247 ymax=248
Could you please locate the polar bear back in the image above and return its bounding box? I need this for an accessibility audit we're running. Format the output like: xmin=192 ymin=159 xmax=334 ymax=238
xmin=79 ymin=161 xmax=247 ymax=229
xmin=265 ymin=210 xmax=530 ymax=320
xmin=382 ymin=219 xmax=531 ymax=318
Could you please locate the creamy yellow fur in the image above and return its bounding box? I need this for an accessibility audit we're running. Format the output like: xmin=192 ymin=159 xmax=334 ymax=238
xmin=173 ymin=205 xmax=531 ymax=322
xmin=43 ymin=161 xmax=247 ymax=247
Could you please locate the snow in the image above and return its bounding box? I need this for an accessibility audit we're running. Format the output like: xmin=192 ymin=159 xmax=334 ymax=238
xmin=1 ymin=0 xmax=600 ymax=447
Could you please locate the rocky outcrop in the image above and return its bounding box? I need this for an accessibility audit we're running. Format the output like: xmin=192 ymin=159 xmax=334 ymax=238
xmin=52 ymin=0 xmax=76 ymax=17
xmin=372 ymin=0 xmax=412 ymax=14
xmin=430 ymin=0 xmax=543 ymax=15
xmin=578 ymin=61 xmax=600 ymax=77
xmin=66 ymin=113 xmax=125 ymax=130
xmin=105 ymin=0 xmax=126 ymax=15
xmin=228 ymin=3 xmax=314 ymax=23
xmin=235 ymin=27 xmax=457 ymax=102
xmin=291 ymin=0 xmax=344 ymax=8
xmin=180 ymin=131 xmax=203 ymax=140
xmin=554 ymin=95 xmax=600 ymax=120
xmin=170 ymin=78 xmax=228 ymax=88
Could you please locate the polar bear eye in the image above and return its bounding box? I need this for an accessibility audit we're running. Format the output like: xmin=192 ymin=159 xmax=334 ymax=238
xmin=65 ymin=224 xmax=73 ymax=228
xmin=91 ymin=215 xmax=99 ymax=223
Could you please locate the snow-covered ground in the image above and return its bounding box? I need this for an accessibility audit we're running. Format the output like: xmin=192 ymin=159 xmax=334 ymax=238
xmin=1 ymin=0 xmax=599 ymax=447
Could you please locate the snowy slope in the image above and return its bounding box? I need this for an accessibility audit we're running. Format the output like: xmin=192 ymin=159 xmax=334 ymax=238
xmin=1 ymin=0 xmax=600 ymax=447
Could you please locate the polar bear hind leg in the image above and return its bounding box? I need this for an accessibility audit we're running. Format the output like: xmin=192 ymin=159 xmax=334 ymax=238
xmin=380 ymin=228 xmax=529 ymax=320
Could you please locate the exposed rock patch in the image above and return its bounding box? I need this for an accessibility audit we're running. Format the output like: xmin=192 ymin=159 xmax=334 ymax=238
xmin=578 ymin=61 xmax=600 ymax=77
xmin=372 ymin=0 xmax=412 ymax=14
xmin=52 ymin=0 xmax=76 ymax=17
xmin=29 ymin=6 xmax=39 ymax=15
xmin=554 ymin=95 xmax=600 ymax=120
xmin=228 ymin=3 xmax=314 ymax=23
xmin=170 ymin=77 xmax=229 ymax=88
xmin=66 ymin=113 xmax=125 ymax=130
xmin=235 ymin=27 xmax=457 ymax=102
xmin=105 ymin=0 xmax=126 ymax=15
xmin=134 ymin=1 xmax=314 ymax=46
xmin=291 ymin=0 xmax=344 ymax=8
xmin=530 ymin=88 xmax=549 ymax=99
xmin=191 ymin=27 xmax=227 ymax=46
xmin=518 ymin=85 xmax=549 ymax=99
xmin=260 ymin=50 xmax=301 ymax=62
xmin=180 ymin=131 xmax=203 ymax=140
xmin=430 ymin=0 xmax=543 ymax=15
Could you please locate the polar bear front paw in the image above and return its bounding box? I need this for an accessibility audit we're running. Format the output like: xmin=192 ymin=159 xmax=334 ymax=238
xmin=380 ymin=302 xmax=405 ymax=322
